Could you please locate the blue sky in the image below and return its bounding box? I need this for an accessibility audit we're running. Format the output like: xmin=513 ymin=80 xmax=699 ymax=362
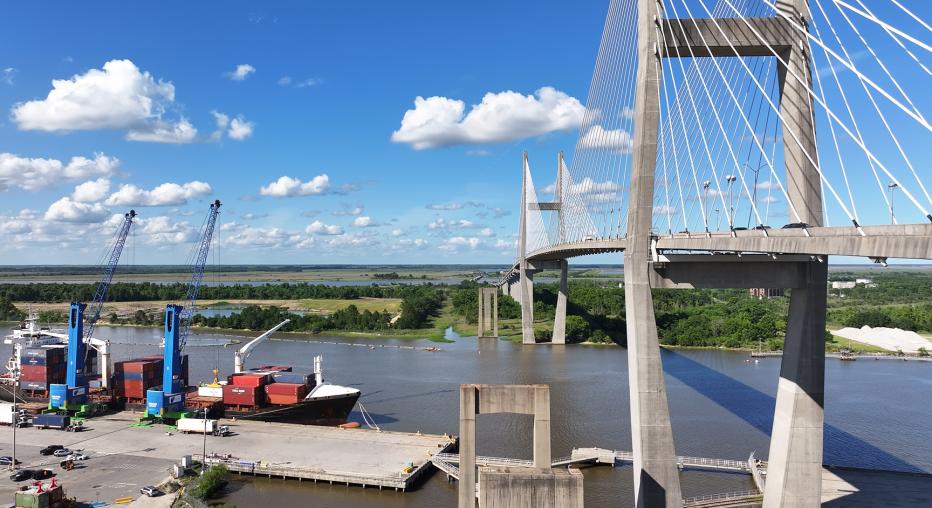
xmin=0 ymin=1 xmax=928 ymax=265
xmin=0 ymin=0 xmax=606 ymax=264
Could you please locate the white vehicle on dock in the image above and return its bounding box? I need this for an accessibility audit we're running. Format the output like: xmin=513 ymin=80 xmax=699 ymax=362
xmin=177 ymin=417 xmax=230 ymax=436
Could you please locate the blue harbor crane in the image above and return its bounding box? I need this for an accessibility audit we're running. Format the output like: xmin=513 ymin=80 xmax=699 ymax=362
xmin=147 ymin=200 xmax=221 ymax=417
xmin=50 ymin=210 xmax=137 ymax=410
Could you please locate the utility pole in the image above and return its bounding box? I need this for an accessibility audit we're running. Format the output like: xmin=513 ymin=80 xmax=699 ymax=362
xmin=702 ymin=181 xmax=711 ymax=232
xmin=202 ymin=407 xmax=208 ymax=475
xmin=9 ymin=355 xmax=18 ymax=472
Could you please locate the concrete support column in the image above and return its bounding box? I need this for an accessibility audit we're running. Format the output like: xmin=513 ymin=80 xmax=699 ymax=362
xmin=764 ymin=261 xmax=827 ymax=508
xmin=552 ymin=260 xmax=568 ymax=344
xmin=493 ymin=291 xmax=499 ymax=337
xmin=459 ymin=386 xmax=477 ymax=508
xmin=478 ymin=289 xmax=485 ymax=339
xmin=520 ymin=266 xmax=535 ymax=344
xmin=625 ymin=0 xmax=682 ymax=505
xmin=533 ymin=385 xmax=551 ymax=468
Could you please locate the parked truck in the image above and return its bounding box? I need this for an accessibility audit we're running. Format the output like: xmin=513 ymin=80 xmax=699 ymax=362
xmin=32 ymin=413 xmax=70 ymax=430
xmin=0 ymin=403 xmax=26 ymax=425
xmin=176 ymin=417 xmax=230 ymax=436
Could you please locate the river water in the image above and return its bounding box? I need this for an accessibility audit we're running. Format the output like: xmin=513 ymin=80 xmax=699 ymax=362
xmin=3 ymin=326 xmax=929 ymax=507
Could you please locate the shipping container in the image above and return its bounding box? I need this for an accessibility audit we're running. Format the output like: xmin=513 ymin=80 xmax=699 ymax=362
xmin=230 ymin=373 xmax=270 ymax=388
xmin=177 ymin=417 xmax=218 ymax=434
xmin=197 ymin=386 xmax=224 ymax=398
xmin=265 ymin=383 xmax=309 ymax=397
xmin=223 ymin=384 xmax=264 ymax=406
xmin=254 ymin=365 xmax=292 ymax=372
xmin=21 ymin=381 xmax=48 ymax=391
xmin=33 ymin=413 xmax=70 ymax=429
xmin=266 ymin=393 xmax=304 ymax=405
xmin=271 ymin=372 xmax=313 ymax=385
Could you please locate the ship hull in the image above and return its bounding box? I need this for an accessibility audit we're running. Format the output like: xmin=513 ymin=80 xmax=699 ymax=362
xmin=223 ymin=391 xmax=360 ymax=426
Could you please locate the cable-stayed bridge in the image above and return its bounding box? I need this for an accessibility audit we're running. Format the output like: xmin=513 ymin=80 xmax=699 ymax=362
xmin=493 ymin=0 xmax=931 ymax=506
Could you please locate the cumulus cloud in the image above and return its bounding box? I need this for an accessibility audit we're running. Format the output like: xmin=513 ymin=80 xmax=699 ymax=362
xmin=478 ymin=227 xmax=495 ymax=237
xmin=72 ymin=178 xmax=111 ymax=203
xmin=228 ymin=116 xmax=254 ymax=140
xmin=578 ymin=125 xmax=632 ymax=152
xmin=105 ymin=181 xmax=212 ymax=207
xmin=126 ymin=118 xmax=197 ymax=144
xmin=352 ymin=216 xmax=379 ymax=227
xmin=439 ymin=236 xmax=481 ymax=251
xmin=260 ymin=175 xmax=330 ymax=197
xmin=10 ymin=59 xmax=192 ymax=143
xmin=210 ymin=111 xmax=230 ymax=140
xmin=0 ymin=152 xmax=119 ymax=191
xmin=227 ymin=64 xmax=255 ymax=81
xmin=397 ymin=238 xmax=427 ymax=248
xmin=391 ymin=86 xmax=586 ymax=149
xmin=495 ymin=239 xmax=516 ymax=250
xmin=428 ymin=218 xmax=482 ymax=230
xmin=305 ymin=220 xmax=343 ymax=235
xmin=135 ymin=215 xmax=198 ymax=245
xmin=653 ymin=205 xmax=677 ymax=216
xmin=44 ymin=197 xmax=109 ymax=223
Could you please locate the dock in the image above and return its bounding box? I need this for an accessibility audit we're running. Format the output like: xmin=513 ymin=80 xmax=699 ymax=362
xmin=201 ymin=420 xmax=456 ymax=490
xmin=0 ymin=411 xmax=456 ymax=503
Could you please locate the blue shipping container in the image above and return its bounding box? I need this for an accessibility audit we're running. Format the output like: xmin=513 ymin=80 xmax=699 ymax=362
xmin=49 ymin=384 xmax=68 ymax=406
xmin=33 ymin=413 xmax=70 ymax=429
xmin=146 ymin=389 xmax=164 ymax=414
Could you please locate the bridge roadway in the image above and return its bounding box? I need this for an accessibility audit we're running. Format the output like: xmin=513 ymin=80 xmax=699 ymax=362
xmin=498 ymin=223 xmax=932 ymax=284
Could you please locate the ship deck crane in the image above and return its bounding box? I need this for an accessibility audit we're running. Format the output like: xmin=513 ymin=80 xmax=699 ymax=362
xmin=234 ymin=319 xmax=291 ymax=374
xmin=148 ymin=200 xmax=221 ymax=417
xmin=51 ymin=210 xmax=136 ymax=410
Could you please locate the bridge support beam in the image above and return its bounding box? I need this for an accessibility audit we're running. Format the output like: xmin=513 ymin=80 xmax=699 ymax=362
xmin=552 ymin=260 xmax=568 ymax=345
xmin=764 ymin=260 xmax=827 ymax=508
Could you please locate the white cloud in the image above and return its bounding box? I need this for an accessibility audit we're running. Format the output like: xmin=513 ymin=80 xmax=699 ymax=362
xmin=0 ymin=152 xmax=118 ymax=191
xmin=260 ymin=175 xmax=330 ymax=197
xmin=653 ymin=205 xmax=677 ymax=216
xmin=2 ymin=67 xmax=16 ymax=86
xmin=11 ymin=59 xmax=179 ymax=135
xmin=105 ymin=181 xmax=212 ymax=207
xmin=440 ymin=236 xmax=481 ymax=251
xmin=427 ymin=202 xmax=472 ymax=211
xmin=305 ymin=220 xmax=343 ymax=235
xmin=391 ymin=86 xmax=586 ymax=149
xmin=277 ymin=76 xmax=292 ymax=86
xmin=227 ymin=64 xmax=255 ymax=81
xmin=478 ymin=227 xmax=495 ymax=237
xmin=332 ymin=206 xmax=364 ymax=217
xmin=278 ymin=76 xmax=320 ymax=88
xmin=495 ymin=239 xmax=516 ymax=250
xmin=228 ymin=116 xmax=254 ymax=140
xmin=44 ymin=197 xmax=109 ymax=223
xmin=578 ymin=125 xmax=632 ymax=152
xmin=352 ymin=216 xmax=378 ymax=227
xmin=240 ymin=212 xmax=267 ymax=221
xmin=72 ymin=178 xmax=111 ymax=203
xmin=126 ymin=118 xmax=197 ymax=144
xmin=391 ymin=229 xmax=404 ymax=237
xmin=210 ymin=111 xmax=230 ymax=140
xmin=135 ymin=215 xmax=197 ymax=245
xmin=428 ymin=218 xmax=481 ymax=230
xmin=398 ymin=238 xmax=427 ymax=248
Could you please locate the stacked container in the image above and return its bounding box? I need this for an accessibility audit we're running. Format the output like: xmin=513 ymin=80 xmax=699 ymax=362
xmin=19 ymin=346 xmax=66 ymax=392
xmin=265 ymin=383 xmax=309 ymax=405
xmin=270 ymin=372 xmax=314 ymax=386
xmin=112 ymin=358 xmax=162 ymax=400
xmin=254 ymin=365 xmax=292 ymax=372
xmin=223 ymin=372 xmax=270 ymax=407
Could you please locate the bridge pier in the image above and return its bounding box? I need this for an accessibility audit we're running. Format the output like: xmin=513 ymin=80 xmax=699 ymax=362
xmin=551 ymin=259 xmax=568 ymax=344
xmin=764 ymin=260 xmax=827 ymax=508
xmin=519 ymin=265 xmax=535 ymax=344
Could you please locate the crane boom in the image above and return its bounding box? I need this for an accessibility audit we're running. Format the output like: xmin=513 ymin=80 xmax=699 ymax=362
xmin=178 ymin=199 xmax=221 ymax=350
xmin=85 ymin=210 xmax=136 ymax=341
xmin=234 ymin=319 xmax=291 ymax=373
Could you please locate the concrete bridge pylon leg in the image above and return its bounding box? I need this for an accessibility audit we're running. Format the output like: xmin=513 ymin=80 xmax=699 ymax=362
xmin=520 ymin=265 xmax=535 ymax=344
xmin=552 ymin=259 xmax=568 ymax=344
xmin=764 ymin=261 xmax=827 ymax=508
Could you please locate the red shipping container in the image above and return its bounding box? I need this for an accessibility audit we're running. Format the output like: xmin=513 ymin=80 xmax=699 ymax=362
xmin=265 ymin=383 xmax=308 ymax=397
xmin=267 ymin=393 xmax=302 ymax=405
xmin=122 ymin=380 xmax=146 ymax=398
xmin=223 ymin=384 xmax=264 ymax=406
xmin=20 ymin=365 xmax=48 ymax=381
xmin=230 ymin=373 xmax=269 ymax=388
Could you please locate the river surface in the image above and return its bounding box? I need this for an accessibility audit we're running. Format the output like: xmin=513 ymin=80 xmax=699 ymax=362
xmin=3 ymin=325 xmax=929 ymax=507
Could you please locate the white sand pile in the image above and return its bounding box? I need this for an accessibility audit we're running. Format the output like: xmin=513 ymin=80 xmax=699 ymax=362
xmin=832 ymin=326 xmax=932 ymax=353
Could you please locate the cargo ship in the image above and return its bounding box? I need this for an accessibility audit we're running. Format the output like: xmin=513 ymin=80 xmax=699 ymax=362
xmin=187 ymin=357 xmax=360 ymax=426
